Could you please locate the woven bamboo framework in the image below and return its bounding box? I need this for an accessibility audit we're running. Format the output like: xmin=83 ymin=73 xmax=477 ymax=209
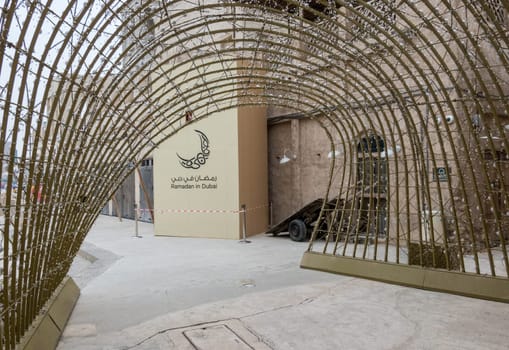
xmin=1 ymin=0 xmax=509 ymax=347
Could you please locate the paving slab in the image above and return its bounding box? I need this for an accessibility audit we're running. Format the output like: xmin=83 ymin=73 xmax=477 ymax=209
xmin=57 ymin=215 xmax=509 ymax=350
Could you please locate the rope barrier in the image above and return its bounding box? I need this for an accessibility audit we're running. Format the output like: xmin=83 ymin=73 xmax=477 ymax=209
xmin=135 ymin=204 xmax=269 ymax=214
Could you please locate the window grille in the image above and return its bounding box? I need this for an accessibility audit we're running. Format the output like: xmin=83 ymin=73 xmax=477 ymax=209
xmin=470 ymin=0 xmax=506 ymax=25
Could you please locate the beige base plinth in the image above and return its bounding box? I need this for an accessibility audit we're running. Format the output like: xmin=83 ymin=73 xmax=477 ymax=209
xmin=301 ymin=252 xmax=509 ymax=303
xmin=18 ymin=277 xmax=80 ymax=350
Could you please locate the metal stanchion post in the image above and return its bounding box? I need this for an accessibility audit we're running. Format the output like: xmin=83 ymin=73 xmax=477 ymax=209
xmin=133 ymin=203 xmax=142 ymax=238
xmin=239 ymin=204 xmax=251 ymax=244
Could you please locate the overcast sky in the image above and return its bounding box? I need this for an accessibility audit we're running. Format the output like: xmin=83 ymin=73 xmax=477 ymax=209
xmin=1 ymin=0 xmax=120 ymax=156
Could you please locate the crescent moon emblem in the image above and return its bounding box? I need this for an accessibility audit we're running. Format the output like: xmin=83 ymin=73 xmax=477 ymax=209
xmin=176 ymin=130 xmax=210 ymax=169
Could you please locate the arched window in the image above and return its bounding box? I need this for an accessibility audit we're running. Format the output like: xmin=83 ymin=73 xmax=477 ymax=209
xmin=355 ymin=133 xmax=388 ymax=239
xmin=357 ymin=134 xmax=385 ymax=153
xmin=356 ymin=134 xmax=387 ymax=194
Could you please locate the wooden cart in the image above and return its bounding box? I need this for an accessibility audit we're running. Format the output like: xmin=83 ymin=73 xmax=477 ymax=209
xmin=267 ymin=198 xmax=339 ymax=241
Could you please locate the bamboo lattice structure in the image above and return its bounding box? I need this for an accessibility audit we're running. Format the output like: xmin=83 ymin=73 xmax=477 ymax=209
xmin=1 ymin=0 xmax=509 ymax=347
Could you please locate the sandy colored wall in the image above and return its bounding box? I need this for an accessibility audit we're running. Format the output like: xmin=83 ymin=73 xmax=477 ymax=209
xmin=268 ymin=119 xmax=337 ymax=225
xmin=237 ymin=105 xmax=269 ymax=235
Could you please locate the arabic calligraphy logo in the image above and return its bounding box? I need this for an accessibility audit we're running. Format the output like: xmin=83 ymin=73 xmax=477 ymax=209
xmin=177 ymin=130 xmax=210 ymax=170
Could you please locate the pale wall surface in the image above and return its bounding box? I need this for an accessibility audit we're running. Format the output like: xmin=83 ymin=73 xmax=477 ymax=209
xmin=268 ymin=119 xmax=338 ymax=225
xmin=153 ymin=111 xmax=240 ymax=239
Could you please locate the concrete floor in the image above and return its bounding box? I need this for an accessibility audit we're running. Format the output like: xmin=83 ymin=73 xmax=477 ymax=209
xmin=58 ymin=215 xmax=509 ymax=350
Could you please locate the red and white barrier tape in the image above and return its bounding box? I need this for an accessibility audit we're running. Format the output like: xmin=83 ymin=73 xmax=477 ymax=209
xmin=136 ymin=204 xmax=269 ymax=214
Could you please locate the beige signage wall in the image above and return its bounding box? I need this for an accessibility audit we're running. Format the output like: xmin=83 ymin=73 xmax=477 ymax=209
xmin=152 ymin=58 xmax=268 ymax=239
xmin=238 ymin=105 xmax=269 ymax=236
xmin=154 ymin=110 xmax=241 ymax=238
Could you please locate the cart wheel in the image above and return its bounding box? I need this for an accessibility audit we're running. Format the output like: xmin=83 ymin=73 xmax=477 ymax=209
xmin=289 ymin=219 xmax=308 ymax=242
